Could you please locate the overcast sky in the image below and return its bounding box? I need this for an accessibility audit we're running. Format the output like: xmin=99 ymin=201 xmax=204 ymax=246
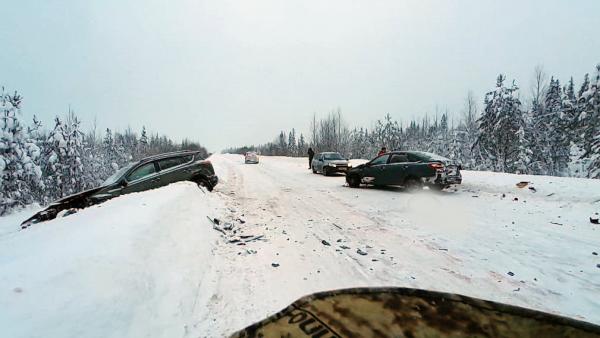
xmin=1 ymin=0 xmax=598 ymax=151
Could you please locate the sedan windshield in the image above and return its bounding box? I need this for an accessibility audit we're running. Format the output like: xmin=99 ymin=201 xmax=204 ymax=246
xmin=323 ymin=153 xmax=344 ymax=160
xmin=102 ymin=163 xmax=135 ymax=185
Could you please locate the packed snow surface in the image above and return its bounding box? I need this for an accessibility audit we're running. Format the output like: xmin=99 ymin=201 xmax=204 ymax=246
xmin=1 ymin=154 xmax=599 ymax=337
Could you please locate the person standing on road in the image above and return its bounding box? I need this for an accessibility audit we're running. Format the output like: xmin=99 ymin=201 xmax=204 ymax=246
xmin=308 ymin=147 xmax=315 ymax=169
xmin=377 ymin=147 xmax=387 ymax=156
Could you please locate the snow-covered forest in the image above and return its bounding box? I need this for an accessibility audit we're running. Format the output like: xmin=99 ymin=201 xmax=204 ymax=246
xmin=226 ymin=65 xmax=600 ymax=179
xmin=0 ymin=87 xmax=208 ymax=215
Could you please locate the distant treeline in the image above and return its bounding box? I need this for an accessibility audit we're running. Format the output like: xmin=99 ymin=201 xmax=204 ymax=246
xmin=225 ymin=64 xmax=600 ymax=179
xmin=0 ymin=88 xmax=208 ymax=214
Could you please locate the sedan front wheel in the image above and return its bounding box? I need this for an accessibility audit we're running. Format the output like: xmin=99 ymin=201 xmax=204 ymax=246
xmin=347 ymin=175 xmax=360 ymax=188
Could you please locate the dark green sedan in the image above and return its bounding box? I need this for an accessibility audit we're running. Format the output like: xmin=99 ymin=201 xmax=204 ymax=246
xmin=21 ymin=150 xmax=218 ymax=227
xmin=345 ymin=151 xmax=462 ymax=190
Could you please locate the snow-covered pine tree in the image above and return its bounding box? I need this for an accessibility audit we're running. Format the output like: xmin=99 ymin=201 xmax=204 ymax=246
xmin=578 ymin=73 xmax=590 ymax=100
xmin=24 ymin=115 xmax=46 ymax=203
xmin=43 ymin=117 xmax=66 ymax=200
xmin=544 ymin=78 xmax=570 ymax=175
xmin=63 ymin=112 xmax=86 ymax=194
xmin=102 ymin=128 xmax=121 ymax=176
xmin=42 ymin=113 xmax=86 ymax=199
xmin=297 ymin=133 xmax=307 ymax=157
xmin=583 ymin=65 xmax=600 ymax=178
xmin=562 ymin=77 xmax=578 ymax=144
xmin=138 ymin=126 xmax=148 ymax=158
xmin=527 ymin=77 xmax=553 ymax=175
xmin=0 ymin=88 xmax=43 ymax=214
xmin=475 ymin=75 xmax=528 ymax=173
xmin=288 ymin=128 xmax=297 ymax=156
xmin=275 ymin=131 xmax=285 ymax=156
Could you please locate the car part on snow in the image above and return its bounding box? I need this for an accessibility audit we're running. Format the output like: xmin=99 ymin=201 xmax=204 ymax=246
xmin=207 ymin=215 xmax=266 ymax=244
xmin=230 ymin=287 xmax=600 ymax=338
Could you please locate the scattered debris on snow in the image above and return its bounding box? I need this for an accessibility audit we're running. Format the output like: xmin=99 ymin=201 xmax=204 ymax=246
xmin=516 ymin=181 xmax=529 ymax=188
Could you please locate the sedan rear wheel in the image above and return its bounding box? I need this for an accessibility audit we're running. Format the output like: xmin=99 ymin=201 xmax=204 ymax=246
xmin=404 ymin=177 xmax=423 ymax=191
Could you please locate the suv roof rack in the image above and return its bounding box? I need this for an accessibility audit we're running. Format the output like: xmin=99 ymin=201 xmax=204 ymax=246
xmin=139 ymin=150 xmax=200 ymax=162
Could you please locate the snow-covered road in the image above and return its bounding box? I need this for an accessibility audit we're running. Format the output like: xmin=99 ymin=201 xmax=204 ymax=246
xmin=200 ymin=154 xmax=600 ymax=336
xmin=1 ymin=154 xmax=599 ymax=337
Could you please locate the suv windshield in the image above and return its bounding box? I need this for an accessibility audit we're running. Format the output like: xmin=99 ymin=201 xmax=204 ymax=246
xmin=323 ymin=153 xmax=344 ymax=160
xmin=102 ymin=163 xmax=135 ymax=186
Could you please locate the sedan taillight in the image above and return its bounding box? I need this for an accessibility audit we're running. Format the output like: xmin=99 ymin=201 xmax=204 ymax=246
xmin=429 ymin=163 xmax=444 ymax=170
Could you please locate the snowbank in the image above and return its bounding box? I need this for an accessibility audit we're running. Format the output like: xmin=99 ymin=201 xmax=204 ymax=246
xmin=0 ymin=182 xmax=220 ymax=338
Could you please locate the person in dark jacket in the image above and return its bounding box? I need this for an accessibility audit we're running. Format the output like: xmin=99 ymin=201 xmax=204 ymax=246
xmin=308 ymin=147 xmax=315 ymax=169
xmin=377 ymin=147 xmax=387 ymax=157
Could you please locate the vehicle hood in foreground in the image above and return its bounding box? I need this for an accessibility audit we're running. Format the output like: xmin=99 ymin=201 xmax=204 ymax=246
xmin=230 ymin=287 xmax=600 ymax=338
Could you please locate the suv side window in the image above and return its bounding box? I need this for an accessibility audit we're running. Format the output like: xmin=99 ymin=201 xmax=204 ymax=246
xmin=390 ymin=154 xmax=409 ymax=163
xmin=158 ymin=156 xmax=189 ymax=171
xmin=370 ymin=154 xmax=390 ymax=165
xmin=127 ymin=163 xmax=157 ymax=181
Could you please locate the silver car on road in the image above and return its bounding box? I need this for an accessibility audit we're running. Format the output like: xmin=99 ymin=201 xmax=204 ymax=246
xmin=311 ymin=152 xmax=351 ymax=176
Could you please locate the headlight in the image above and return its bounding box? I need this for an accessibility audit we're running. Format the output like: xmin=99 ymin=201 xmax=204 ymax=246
xmin=330 ymin=164 xmax=336 ymax=167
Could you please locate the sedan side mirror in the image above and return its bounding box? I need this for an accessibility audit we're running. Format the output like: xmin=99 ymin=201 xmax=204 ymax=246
xmin=120 ymin=180 xmax=128 ymax=187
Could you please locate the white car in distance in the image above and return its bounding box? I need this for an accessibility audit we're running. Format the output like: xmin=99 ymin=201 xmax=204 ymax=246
xmin=244 ymin=151 xmax=259 ymax=164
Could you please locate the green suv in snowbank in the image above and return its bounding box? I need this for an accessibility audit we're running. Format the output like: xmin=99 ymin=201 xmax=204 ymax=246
xmin=21 ymin=150 xmax=218 ymax=227
xmin=345 ymin=151 xmax=462 ymax=190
